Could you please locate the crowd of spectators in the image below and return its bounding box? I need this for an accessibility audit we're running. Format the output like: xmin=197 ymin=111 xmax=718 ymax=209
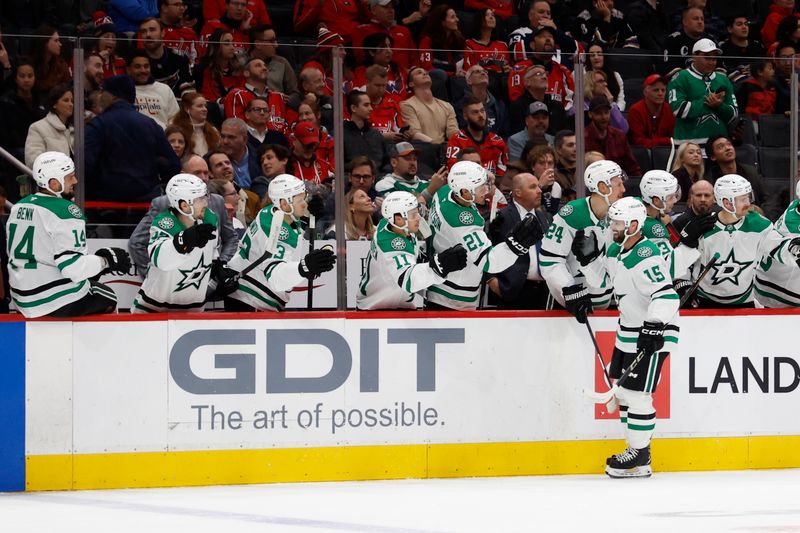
xmin=0 ymin=0 xmax=798 ymax=311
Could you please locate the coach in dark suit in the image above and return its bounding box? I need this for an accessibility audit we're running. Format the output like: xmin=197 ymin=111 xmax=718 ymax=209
xmin=487 ymin=172 xmax=554 ymax=309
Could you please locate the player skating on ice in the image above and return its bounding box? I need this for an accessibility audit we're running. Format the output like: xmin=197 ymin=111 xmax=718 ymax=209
xmin=357 ymin=191 xmax=467 ymax=310
xmin=7 ymin=152 xmax=130 ymax=317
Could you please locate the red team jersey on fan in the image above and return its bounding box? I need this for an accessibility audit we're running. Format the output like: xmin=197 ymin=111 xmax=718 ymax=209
xmin=294 ymin=158 xmax=335 ymax=185
xmin=507 ymin=59 xmax=574 ymax=106
xmin=352 ymin=22 xmax=417 ymax=70
xmin=367 ymin=94 xmax=405 ymax=134
xmin=463 ymin=39 xmax=511 ymax=73
xmin=445 ymin=131 xmax=508 ymax=176
xmin=223 ymin=88 xmax=296 ymax=135
xmin=162 ymin=24 xmax=199 ymax=65
xmin=349 ymin=65 xmax=408 ymax=98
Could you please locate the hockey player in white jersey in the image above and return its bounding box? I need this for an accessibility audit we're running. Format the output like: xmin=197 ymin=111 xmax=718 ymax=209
xmin=357 ymin=191 xmax=467 ymax=310
xmin=578 ymin=197 xmax=680 ymax=478
xmin=755 ymin=180 xmax=800 ymax=307
xmin=541 ymin=159 xmax=625 ymax=321
xmin=132 ymin=174 xmax=220 ymax=313
xmin=695 ymin=175 xmax=800 ymax=308
xmin=7 ymin=152 xmax=130 ymax=318
xmin=226 ymin=174 xmax=336 ymax=311
xmin=425 ymin=160 xmax=543 ymax=310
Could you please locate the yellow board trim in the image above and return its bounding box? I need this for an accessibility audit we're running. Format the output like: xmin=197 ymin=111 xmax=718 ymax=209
xmin=25 ymin=436 xmax=800 ymax=491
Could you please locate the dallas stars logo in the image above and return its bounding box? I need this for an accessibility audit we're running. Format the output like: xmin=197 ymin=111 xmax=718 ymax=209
xmin=710 ymin=249 xmax=753 ymax=286
xmin=175 ymin=254 xmax=211 ymax=292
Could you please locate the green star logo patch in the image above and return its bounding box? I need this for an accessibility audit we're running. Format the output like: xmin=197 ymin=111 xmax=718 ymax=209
xmin=175 ymin=254 xmax=211 ymax=292
xmin=710 ymin=249 xmax=753 ymax=286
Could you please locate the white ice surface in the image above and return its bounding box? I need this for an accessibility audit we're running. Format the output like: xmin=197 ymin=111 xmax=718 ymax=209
xmin=3 ymin=469 xmax=800 ymax=533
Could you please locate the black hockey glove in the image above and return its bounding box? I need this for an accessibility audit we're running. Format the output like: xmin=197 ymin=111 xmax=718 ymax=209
xmin=637 ymin=321 xmax=665 ymax=355
xmin=673 ymin=278 xmax=693 ymax=307
xmin=306 ymin=194 xmax=325 ymax=220
xmin=679 ymin=213 xmax=716 ymax=248
xmin=562 ymin=283 xmax=592 ymax=324
xmin=787 ymin=237 xmax=800 ymax=268
xmin=174 ymin=223 xmax=216 ymax=254
xmin=571 ymin=230 xmax=601 ymax=266
xmin=486 ymin=211 xmax=505 ymax=243
xmin=430 ymin=244 xmax=468 ymax=277
xmin=95 ymin=247 xmax=131 ymax=275
xmin=210 ymin=260 xmax=239 ymax=296
xmin=299 ymin=248 xmax=336 ymax=279
xmin=505 ymin=215 xmax=543 ymax=256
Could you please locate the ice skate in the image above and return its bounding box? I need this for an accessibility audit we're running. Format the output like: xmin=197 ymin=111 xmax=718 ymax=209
xmin=605 ymin=446 xmax=652 ymax=478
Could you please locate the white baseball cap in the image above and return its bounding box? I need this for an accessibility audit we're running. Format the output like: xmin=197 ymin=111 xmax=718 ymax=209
xmin=692 ymin=38 xmax=721 ymax=54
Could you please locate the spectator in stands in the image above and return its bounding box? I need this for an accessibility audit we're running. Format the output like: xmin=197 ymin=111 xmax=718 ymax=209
xmin=128 ymin=49 xmax=180 ymax=129
xmin=396 ymin=0 xmax=432 ymax=42
xmin=204 ymin=0 xmax=271 ymax=28
xmin=343 ymin=89 xmax=386 ymax=168
xmin=353 ymin=0 xmax=416 ymax=71
xmin=508 ymin=0 xmax=578 ymax=66
xmin=668 ymin=38 xmax=737 ymax=146
xmin=256 ymin=143 xmax=291 ymax=188
xmin=573 ymin=0 xmax=638 ymax=48
xmin=290 ymin=67 xmax=334 ymax=132
xmin=507 ymin=26 xmax=575 ymax=108
xmin=31 ymin=25 xmax=70 ymax=95
xmin=400 ymin=66 xmax=459 ymax=144
xmin=761 ymin=0 xmax=798 ymax=48
xmin=158 ymin=0 xmax=199 ymax=64
xmin=244 ymin=96 xmax=288 ymax=150
xmin=465 ymin=0 xmax=514 ymax=21
xmin=704 ymin=134 xmax=766 ymax=209
xmin=526 ymin=144 xmax=562 ymax=215
xmin=627 ymin=74 xmax=675 ymax=148
xmin=446 ymin=97 xmax=508 ymax=178
xmin=194 ymin=29 xmax=245 ymax=105
xmin=572 ymin=69 xmax=628 ymax=133
xmin=463 ymin=8 xmax=511 ymax=79
xmin=127 ymin=153 xmax=237 ymax=278
xmin=165 ymin=124 xmax=191 ymax=161
xmin=719 ymin=15 xmax=766 ymax=79
xmin=351 ymin=32 xmax=408 ymax=98
xmin=200 ymin=0 xmax=253 ymax=56
xmin=587 ymin=42 xmax=624 ymax=111
xmin=295 ymin=100 xmax=334 ymax=164
xmin=220 ymin=117 xmax=260 ymax=190
xmin=293 ymin=0 xmax=370 ymax=38
xmin=362 ymin=65 xmax=407 ymax=142
xmin=584 ymin=95 xmax=642 ymax=177
xmin=25 ymin=83 xmax=74 ymax=167
xmin=91 ymin=13 xmax=126 ymax=79
xmin=671 ymin=0 xmax=726 ymax=43
xmin=83 ymin=52 xmax=105 ymax=97
xmin=304 ymin=27 xmax=348 ymax=98
xmin=455 ymin=65 xmax=508 ymax=137
xmin=670 ymin=141 xmax=704 ymax=202
xmin=139 ymin=17 xmax=195 ymax=97
xmin=773 ymin=14 xmax=800 ymax=52
xmin=109 ymin=0 xmax=157 ymax=35
xmin=671 ymin=178 xmax=716 ymax=233
xmin=375 ymin=142 xmax=446 ymax=206
xmin=509 ymin=102 xmax=553 ymax=162
xmin=486 ymin=171 xmax=552 ymax=309
xmin=773 ymin=41 xmax=799 ymax=115
xmin=84 ymin=74 xmax=181 ymax=203
xmin=206 ymin=149 xmax=259 ymax=224
xmin=418 ymin=4 xmax=465 ymax=78
xmin=248 ymin=25 xmax=298 ymax=96
xmin=291 ymin=121 xmax=335 ymax=185
xmin=323 ymin=155 xmax=381 ymax=223
xmin=327 ymin=188 xmax=377 ymax=241
xmin=626 ymin=0 xmax=671 ymax=52
xmin=223 ymin=57 xmax=293 ymax=135
xmin=662 ymin=7 xmax=709 ymax=75
xmin=508 ymin=63 xmax=570 ymax=136
xmin=553 ymin=129 xmax=577 ymax=190
xmin=171 ymin=92 xmax=221 ymax=157
xmin=735 ymin=61 xmax=777 ymax=120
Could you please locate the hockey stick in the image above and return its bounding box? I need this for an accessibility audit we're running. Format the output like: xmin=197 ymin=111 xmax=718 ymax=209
xmin=585 ymin=319 xmax=613 ymax=390
xmin=583 ymin=252 xmax=720 ymax=404
xmin=307 ymin=213 xmax=315 ymax=310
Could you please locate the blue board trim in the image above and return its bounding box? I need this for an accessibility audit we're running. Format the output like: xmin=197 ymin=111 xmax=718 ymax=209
xmin=0 ymin=322 xmax=25 ymax=492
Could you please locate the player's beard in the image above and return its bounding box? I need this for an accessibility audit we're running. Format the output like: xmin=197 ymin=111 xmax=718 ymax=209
xmin=467 ymin=118 xmax=486 ymax=132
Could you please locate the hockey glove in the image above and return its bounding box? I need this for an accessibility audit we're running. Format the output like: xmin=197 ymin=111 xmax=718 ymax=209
xmin=95 ymin=247 xmax=131 ymax=275
xmin=505 ymin=215 xmax=544 ymax=256
xmin=571 ymin=230 xmax=601 ymax=266
xmin=637 ymin=321 xmax=665 ymax=355
xmin=306 ymin=194 xmax=325 ymax=220
xmin=673 ymin=278 xmax=693 ymax=307
xmin=299 ymin=248 xmax=336 ymax=279
xmin=562 ymin=283 xmax=592 ymax=324
xmin=211 ymin=260 xmax=239 ymax=296
xmin=486 ymin=211 xmax=505 ymax=242
xmin=430 ymin=244 xmax=468 ymax=277
xmin=174 ymin=223 xmax=216 ymax=254
xmin=679 ymin=213 xmax=716 ymax=248
xmin=787 ymin=237 xmax=800 ymax=268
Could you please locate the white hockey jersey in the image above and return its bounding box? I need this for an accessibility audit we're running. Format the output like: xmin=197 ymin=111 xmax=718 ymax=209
xmin=426 ymin=185 xmax=518 ymax=310
xmin=583 ymin=237 xmax=680 ymax=353
xmin=755 ymin=200 xmax=800 ymax=307
xmin=132 ymin=209 xmax=219 ymax=313
xmin=6 ymin=193 xmax=107 ymax=318
xmin=540 ymin=197 xmax=613 ymax=308
xmin=641 ymin=215 xmax=699 ymax=281
xmin=357 ymin=219 xmax=442 ymax=310
xmin=227 ymin=207 xmax=306 ymax=311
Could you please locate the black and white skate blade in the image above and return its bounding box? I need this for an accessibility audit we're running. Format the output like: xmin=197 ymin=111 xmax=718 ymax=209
xmin=605 ymin=465 xmax=653 ymax=479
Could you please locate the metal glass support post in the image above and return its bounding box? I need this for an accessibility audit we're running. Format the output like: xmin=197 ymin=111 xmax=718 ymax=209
xmin=573 ymin=53 xmax=586 ymax=198
xmin=333 ymin=50 xmax=346 ymax=310
xmin=73 ymin=39 xmax=86 ymax=209
xmin=790 ymin=69 xmax=798 ymax=193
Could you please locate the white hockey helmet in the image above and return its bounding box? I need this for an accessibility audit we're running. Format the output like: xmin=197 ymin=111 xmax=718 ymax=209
xmin=608 ymin=196 xmax=647 ymax=246
xmin=714 ymin=174 xmax=753 ymax=215
xmin=32 ymin=151 xmax=75 ymax=195
xmin=268 ymin=174 xmax=307 ymax=214
xmin=640 ymin=170 xmax=680 ymax=213
xmin=795 ymin=179 xmax=800 ymax=200
xmin=381 ymin=191 xmax=419 ymax=233
xmin=166 ymin=173 xmax=208 ymax=220
xmin=584 ymin=160 xmax=623 ymax=205
xmin=448 ymin=160 xmax=487 ymax=205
